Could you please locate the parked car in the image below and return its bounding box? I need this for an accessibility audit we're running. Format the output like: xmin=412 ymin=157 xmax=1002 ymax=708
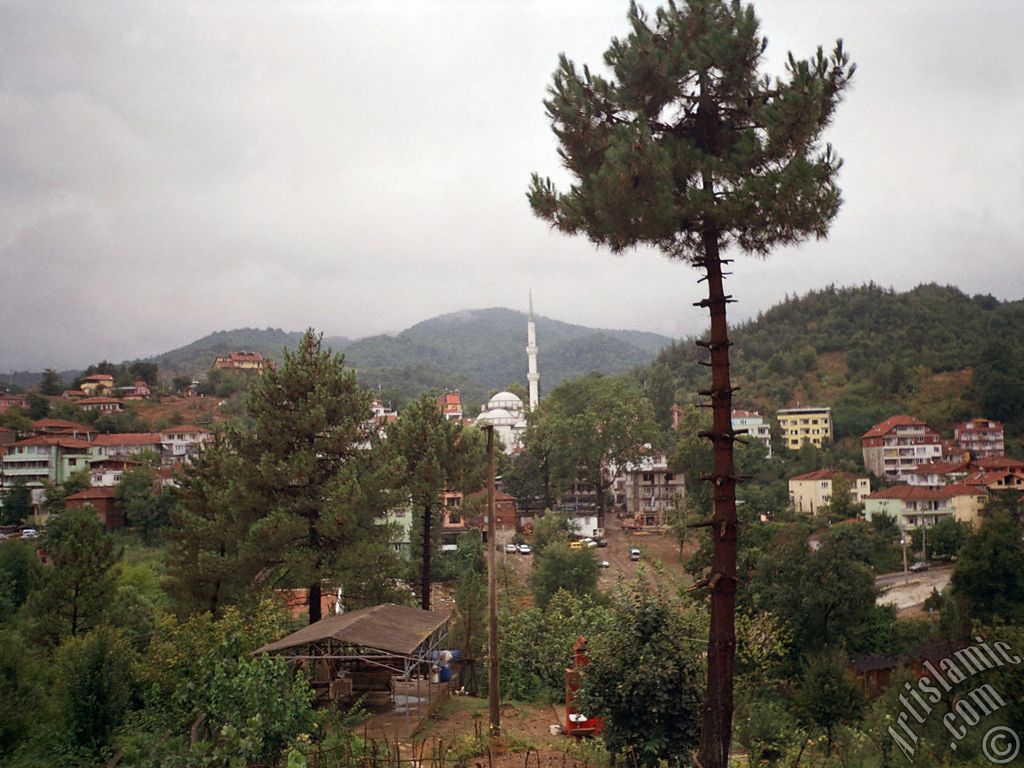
xmin=909 ymin=561 xmax=930 ymax=572
xmin=517 ymin=544 xmax=532 ymax=555
xmin=595 ymin=537 xmax=608 ymax=548
xmin=629 ymin=548 xmax=641 ymax=561
xmin=21 ymin=529 xmax=39 ymax=539
xmin=569 ymin=541 xmax=584 ymax=550
xmin=583 ymin=538 xmax=598 ymax=548
xmin=504 ymin=543 xmax=518 ymax=554
xmin=598 ymin=560 xmax=611 ymax=569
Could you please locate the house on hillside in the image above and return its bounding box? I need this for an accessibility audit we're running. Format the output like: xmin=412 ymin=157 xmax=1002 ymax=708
xmin=861 ymin=415 xmax=942 ymax=480
xmin=64 ymin=486 xmax=123 ymax=530
xmin=160 ymin=425 xmax=212 ymax=464
xmin=904 ymin=460 xmax=972 ymax=488
xmin=776 ymin=406 xmax=832 ymax=449
xmin=1 ymin=436 xmax=96 ymax=491
xmin=955 ymin=418 xmax=1004 ymax=459
xmin=92 ymin=433 xmax=163 ymax=458
xmin=731 ymin=409 xmax=772 ymax=457
xmin=613 ymin=449 xmax=685 ymax=527
xmin=788 ymin=469 xmax=870 ymax=515
xmin=0 ymin=393 xmax=28 ymax=414
xmin=212 ymin=351 xmax=272 ymax=372
xmin=863 ymin=484 xmax=987 ymax=531
xmin=77 ymin=396 xmax=124 ymax=413
xmin=30 ymin=419 xmax=95 ymax=440
xmin=78 ymin=374 xmax=115 ymax=395
xmin=436 ymin=391 xmax=463 ymax=422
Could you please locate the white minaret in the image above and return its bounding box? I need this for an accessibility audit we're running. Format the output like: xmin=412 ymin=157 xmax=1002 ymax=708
xmin=526 ymin=291 xmax=540 ymax=411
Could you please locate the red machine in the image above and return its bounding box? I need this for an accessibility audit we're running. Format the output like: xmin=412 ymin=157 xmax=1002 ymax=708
xmin=564 ymin=636 xmax=604 ymax=736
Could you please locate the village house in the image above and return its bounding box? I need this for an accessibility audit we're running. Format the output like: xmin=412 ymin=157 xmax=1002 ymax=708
xmin=0 ymin=393 xmax=28 ymax=414
xmin=863 ymin=484 xmax=988 ymax=531
xmin=63 ymin=486 xmax=123 ymax=530
xmin=435 ymin=391 xmax=463 ymax=422
xmin=0 ymin=427 xmax=16 ymax=448
xmin=903 ymin=460 xmax=972 ymax=488
xmin=118 ymin=380 xmax=152 ymax=400
xmin=78 ymin=374 xmax=115 ymax=395
xmin=776 ymin=406 xmax=832 ymax=449
xmin=613 ymin=449 xmax=685 ymax=527
xmin=89 ymin=457 xmax=142 ymax=487
xmin=92 ymin=432 xmax=163 ymax=459
xmin=159 ymin=425 xmax=212 ymax=463
xmin=212 ymin=351 xmax=272 ymax=372
xmin=77 ymin=396 xmax=124 ymax=413
xmin=954 ymin=418 xmax=1004 ymax=459
xmin=30 ymin=418 xmax=96 ymax=440
xmin=788 ymin=469 xmax=871 ymax=515
xmin=0 ymin=436 xmax=96 ymax=491
xmin=731 ymin=409 xmax=772 ymax=457
xmin=861 ymin=415 xmax=943 ymax=480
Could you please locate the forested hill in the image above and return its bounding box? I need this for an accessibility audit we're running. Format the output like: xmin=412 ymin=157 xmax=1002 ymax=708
xmin=655 ymin=283 xmax=1024 ymax=442
xmin=150 ymin=309 xmax=671 ymax=409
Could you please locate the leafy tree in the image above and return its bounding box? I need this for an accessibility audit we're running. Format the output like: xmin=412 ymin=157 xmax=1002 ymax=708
xmin=577 ymin=576 xmax=704 ymax=767
xmin=501 ymin=590 xmax=610 ymax=701
xmin=165 ymin=440 xmax=264 ymax=618
xmin=527 ymin=374 xmax=656 ymax=519
xmin=926 ymin=516 xmax=970 ymax=560
xmin=529 ymin=540 xmax=600 ymax=608
xmin=22 ymin=507 xmax=121 ymax=644
xmin=0 ymin=539 xmax=41 ymax=623
xmin=0 ymin=406 xmax=31 ymax=432
xmin=128 ymin=602 xmax=316 ymax=766
xmin=529 ymin=1 xmax=854 ymax=756
xmin=530 ymin=508 xmax=573 ymax=553
xmin=1 ymin=478 xmax=32 ymax=524
xmin=39 ymin=368 xmax=64 ymax=396
xmin=238 ymin=330 xmax=403 ymax=623
xmin=41 ymin=468 xmax=91 ymax=517
xmin=128 ymin=360 xmax=159 ymax=386
xmin=388 ymin=393 xmax=486 ymax=610
xmin=51 ymin=626 xmax=136 ymax=766
xmin=26 ymin=391 xmax=50 ymax=420
xmin=950 ymin=511 xmax=1024 ymax=624
xmin=792 ymin=648 xmax=864 ymax=756
xmin=117 ymin=465 xmax=176 ymax=543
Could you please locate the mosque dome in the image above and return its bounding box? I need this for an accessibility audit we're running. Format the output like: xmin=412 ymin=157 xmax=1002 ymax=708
xmin=488 ymin=391 xmax=524 ymax=411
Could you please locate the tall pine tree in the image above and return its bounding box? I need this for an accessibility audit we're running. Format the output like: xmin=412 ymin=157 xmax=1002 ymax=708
xmin=528 ymin=2 xmax=853 ymax=764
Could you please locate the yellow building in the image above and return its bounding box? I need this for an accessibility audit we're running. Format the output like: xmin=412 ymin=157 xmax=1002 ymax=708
xmin=788 ymin=469 xmax=870 ymax=515
xmin=777 ymin=406 xmax=832 ymax=449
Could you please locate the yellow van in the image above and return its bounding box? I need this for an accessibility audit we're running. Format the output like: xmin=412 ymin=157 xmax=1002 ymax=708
xmin=569 ymin=541 xmax=584 ymax=550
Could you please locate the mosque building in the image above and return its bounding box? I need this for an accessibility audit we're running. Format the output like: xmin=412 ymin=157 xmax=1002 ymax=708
xmin=475 ymin=295 xmax=539 ymax=454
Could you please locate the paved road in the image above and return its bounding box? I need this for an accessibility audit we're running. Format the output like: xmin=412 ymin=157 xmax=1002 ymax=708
xmin=876 ymin=565 xmax=952 ymax=612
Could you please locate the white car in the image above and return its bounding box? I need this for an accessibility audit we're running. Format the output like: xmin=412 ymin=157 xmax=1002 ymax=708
xmin=598 ymin=560 xmax=611 ymax=569
xmin=504 ymin=543 xmax=518 ymax=554
xmin=21 ymin=528 xmax=39 ymax=539
xmin=582 ymin=537 xmax=598 ymax=548
xmin=517 ymin=544 xmax=532 ymax=555
xmin=629 ymin=548 xmax=641 ymax=561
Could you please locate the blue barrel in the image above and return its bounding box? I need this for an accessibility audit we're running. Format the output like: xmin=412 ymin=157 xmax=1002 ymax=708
xmin=439 ymin=666 xmax=452 ymax=682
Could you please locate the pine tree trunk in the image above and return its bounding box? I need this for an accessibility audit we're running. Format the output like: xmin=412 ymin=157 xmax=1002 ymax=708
xmin=421 ymin=502 xmax=432 ymax=611
xmin=309 ymin=524 xmax=322 ymax=623
xmin=696 ymin=230 xmax=737 ymax=768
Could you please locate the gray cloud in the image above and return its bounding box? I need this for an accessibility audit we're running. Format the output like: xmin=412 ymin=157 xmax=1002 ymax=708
xmin=1 ymin=0 xmax=1022 ymax=371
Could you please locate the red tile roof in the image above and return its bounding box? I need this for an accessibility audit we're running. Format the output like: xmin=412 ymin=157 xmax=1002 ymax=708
xmin=862 ymin=415 xmax=931 ymax=439
xmin=92 ymin=433 xmax=163 ymax=446
xmin=975 ymin=457 xmax=1024 ymax=470
xmin=867 ymin=484 xmax=980 ymax=501
xmin=65 ymin=486 xmax=118 ymax=501
xmin=32 ymin=418 xmax=94 ymax=432
xmin=77 ymin=397 xmax=122 ymax=405
xmin=790 ymin=469 xmax=863 ymax=482
xmin=908 ymin=460 xmax=971 ymax=476
xmin=11 ymin=436 xmax=92 ymax=449
xmin=161 ymin=425 xmax=212 ymax=434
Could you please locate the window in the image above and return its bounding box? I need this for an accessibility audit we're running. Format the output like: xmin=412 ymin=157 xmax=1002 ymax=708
xmin=642 ymin=472 xmax=654 ymax=482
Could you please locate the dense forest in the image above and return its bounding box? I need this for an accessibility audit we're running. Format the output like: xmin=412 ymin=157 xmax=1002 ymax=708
xmin=651 ymin=283 xmax=1024 ymax=450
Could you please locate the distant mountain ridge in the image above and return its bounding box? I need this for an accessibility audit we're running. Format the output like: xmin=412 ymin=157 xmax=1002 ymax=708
xmin=151 ymin=309 xmax=674 ymax=408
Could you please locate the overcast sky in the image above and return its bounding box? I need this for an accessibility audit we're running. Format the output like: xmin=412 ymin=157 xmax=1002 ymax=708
xmin=2 ymin=0 xmax=1022 ymax=371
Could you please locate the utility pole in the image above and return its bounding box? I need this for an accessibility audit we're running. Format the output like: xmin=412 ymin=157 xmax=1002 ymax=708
xmin=902 ymin=533 xmax=909 ymax=583
xmin=485 ymin=424 xmax=500 ymax=737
